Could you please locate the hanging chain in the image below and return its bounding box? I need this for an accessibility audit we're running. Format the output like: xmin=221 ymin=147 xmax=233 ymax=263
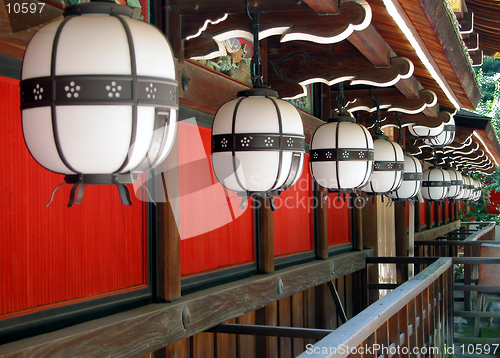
xmin=250 ymin=12 xmax=264 ymax=88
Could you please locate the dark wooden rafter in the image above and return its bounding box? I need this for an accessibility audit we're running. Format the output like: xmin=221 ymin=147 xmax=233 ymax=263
xmin=462 ymin=32 xmax=479 ymax=51
xmin=458 ymin=12 xmax=474 ymax=34
xmin=303 ymin=0 xmax=339 ymax=15
xmin=183 ymin=0 xmax=371 ymax=59
xmin=266 ymin=38 xmax=413 ymax=99
xmin=332 ymin=88 xmax=438 ymax=117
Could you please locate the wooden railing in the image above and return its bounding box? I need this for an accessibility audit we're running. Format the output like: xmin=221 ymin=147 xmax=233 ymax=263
xmin=297 ymin=257 xmax=454 ymax=358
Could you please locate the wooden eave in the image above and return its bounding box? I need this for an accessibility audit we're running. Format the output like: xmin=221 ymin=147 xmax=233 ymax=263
xmin=368 ymin=0 xmax=480 ymax=110
xmin=465 ymin=0 xmax=500 ymax=56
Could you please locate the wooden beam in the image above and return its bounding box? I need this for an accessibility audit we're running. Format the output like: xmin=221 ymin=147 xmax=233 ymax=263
xmin=303 ymin=0 xmax=339 ymax=15
xmin=206 ymin=323 xmax=331 ymax=340
xmin=413 ymin=220 xmax=461 ymax=241
xmin=0 ymin=250 xmax=371 ymax=358
xmin=347 ymin=24 xmax=393 ymax=68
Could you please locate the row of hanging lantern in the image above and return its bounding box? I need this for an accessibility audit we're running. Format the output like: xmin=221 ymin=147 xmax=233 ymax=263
xmin=20 ymin=0 xmax=483 ymax=208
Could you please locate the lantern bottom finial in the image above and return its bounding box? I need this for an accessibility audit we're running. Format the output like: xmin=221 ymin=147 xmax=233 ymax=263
xmin=62 ymin=174 xmax=135 ymax=207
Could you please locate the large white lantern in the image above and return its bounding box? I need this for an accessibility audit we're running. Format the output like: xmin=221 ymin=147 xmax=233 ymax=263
xmin=309 ymin=116 xmax=374 ymax=191
xmin=361 ymin=135 xmax=404 ymax=194
xmin=20 ymin=1 xmax=178 ymax=206
xmin=424 ymin=116 xmax=455 ymax=147
xmin=421 ymin=167 xmax=451 ymax=201
xmin=387 ymin=154 xmax=422 ymax=200
xmin=211 ymin=88 xmax=305 ymax=203
xmin=445 ymin=168 xmax=463 ymax=199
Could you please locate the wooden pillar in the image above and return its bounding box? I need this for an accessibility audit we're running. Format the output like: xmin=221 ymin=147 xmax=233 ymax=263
xmin=315 ymin=186 xmax=329 ymax=259
xmin=434 ymin=201 xmax=440 ymax=227
xmin=395 ymin=201 xmax=409 ymax=283
xmin=362 ymin=195 xmax=380 ymax=304
xmin=255 ymin=196 xmax=277 ymax=355
xmin=256 ymin=197 xmax=274 ymax=274
xmin=352 ymin=194 xmax=364 ymax=251
xmin=153 ymin=116 xmax=186 ymax=358
xmin=415 ymin=201 xmax=422 ymax=232
xmin=426 ymin=201 xmax=432 ymax=229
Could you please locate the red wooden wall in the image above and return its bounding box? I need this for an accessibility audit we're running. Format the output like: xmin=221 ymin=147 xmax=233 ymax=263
xmin=178 ymin=123 xmax=254 ymax=276
xmin=0 ymin=77 xmax=147 ymax=318
xmin=274 ymin=154 xmax=314 ymax=256
xmin=327 ymin=193 xmax=351 ymax=246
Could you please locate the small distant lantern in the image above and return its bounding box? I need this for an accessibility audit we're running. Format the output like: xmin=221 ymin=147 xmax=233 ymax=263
xmin=445 ymin=169 xmax=463 ymax=199
xmin=421 ymin=167 xmax=451 ymax=201
xmin=211 ymin=89 xmax=305 ymax=204
xmin=21 ymin=1 xmax=178 ymax=206
xmin=424 ymin=116 xmax=455 ymax=147
xmin=310 ymin=115 xmax=374 ymax=191
xmin=455 ymin=175 xmax=471 ymax=200
xmin=361 ymin=135 xmax=404 ymax=194
xmin=471 ymin=179 xmax=482 ymax=201
xmin=387 ymin=153 xmax=422 ymax=200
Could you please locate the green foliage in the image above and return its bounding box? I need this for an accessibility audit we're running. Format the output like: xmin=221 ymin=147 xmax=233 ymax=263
xmin=459 ymin=168 xmax=500 ymax=224
xmin=475 ymin=57 xmax=500 ymax=131
xmin=462 ymin=57 xmax=500 ymax=223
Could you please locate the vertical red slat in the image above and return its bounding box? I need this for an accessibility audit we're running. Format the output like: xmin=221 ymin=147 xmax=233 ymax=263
xmin=178 ymin=123 xmax=254 ymax=276
xmin=0 ymin=77 xmax=147 ymax=318
xmin=274 ymin=154 xmax=313 ymax=257
xmin=327 ymin=193 xmax=352 ymax=246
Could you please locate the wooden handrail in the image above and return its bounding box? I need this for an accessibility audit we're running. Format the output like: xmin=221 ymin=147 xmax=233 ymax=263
xmin=297 ymin=258 xmax=453 ymax=358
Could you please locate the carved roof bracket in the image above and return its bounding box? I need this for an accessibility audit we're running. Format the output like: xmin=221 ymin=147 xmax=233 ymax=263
xmin=183 ymin=0 xmax=372 ymax=60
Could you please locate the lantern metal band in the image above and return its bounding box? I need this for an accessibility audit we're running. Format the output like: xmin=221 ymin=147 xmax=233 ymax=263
xmin=450 ymin=180 xmax=463 ymax=186
xmin=403 ymin=172 xmax=423 ymax=180
xmin=422 ymin=180 xmax=451 ymax=187
xmin=309 ymin=148 xmax=374 ymax=162
xmin=20 ymin=76 xmax=177 ymax=109
xmin=212 ymin=133 xmax=305 ymax=152
xmin=373 ymin=161 xmax=404 ymax=171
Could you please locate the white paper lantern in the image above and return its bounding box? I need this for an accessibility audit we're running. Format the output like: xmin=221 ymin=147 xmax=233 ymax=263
xmin=455 ymin=175 xmax=471 ymax=200
xmin=309 ymin=116 xmax=374 ymax=191
xmin=421 ymin=167 xmax=451 ymax=201
xmin=424 ymin=116 xmax=455 ymax=147
xmin=20 ymin=1 xmax=178 ymax=205
xmin=471 ymin=179 xmax=482 ymax=201
xmin=408 ymin=122 xmax=444 ymax=138
xmin=445 ymin=169 xmax=463 ymax=199
xmin=387 ymin=154 xmax=422 ymax=200
xmin=361 ymin=135 xmax=404 ymax=194
xmin=211 ymin=88 xmax=305 ymax=200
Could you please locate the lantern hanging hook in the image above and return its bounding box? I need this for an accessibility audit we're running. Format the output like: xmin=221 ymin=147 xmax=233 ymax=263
xmin=396 ymin=112 xmax=403 ymax=145
xmin=335 ymin=82 xmax=348 ymax=116
xmin=248 ymin=10 xmax=267 ymax=89
xmin=371 ymin=88 xmax=384 ymax=135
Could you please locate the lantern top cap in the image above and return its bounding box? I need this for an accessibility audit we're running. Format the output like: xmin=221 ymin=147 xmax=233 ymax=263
xmin=327 ymin=115 xmax=355 ymax=123
xmin=64 ymin=1 xmax=133 ymax=18
xmin=237 ymin=88 xmax=279 ymax=98
xmin=372 ymin=134 xmax=390 ymax=141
